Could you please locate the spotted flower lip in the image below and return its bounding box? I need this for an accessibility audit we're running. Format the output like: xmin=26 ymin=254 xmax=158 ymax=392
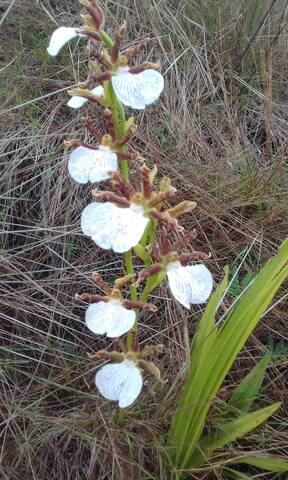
xmin=166 ymin=261 xmax=213 ymax=309
xmin=47 ymin=27 xmax=84 ymax=57
xmin=81 ymin=202 xmax=149 ymax=253
xmin=95 ymin=359 xmax=143 ymax=408
xmin=67 ymin=85 xmax=104 ymax=108
xmin=68 ymin=145 xmax=117 ymax=184
xmin=85 ymin=298 xmax=136 ymax=337
xmin=111 ymin=67 xmax=164 ymax=109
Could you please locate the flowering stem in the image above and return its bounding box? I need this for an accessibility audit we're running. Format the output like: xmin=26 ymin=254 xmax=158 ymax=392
xmin=103 ymin=78 xmax=137 ymax=351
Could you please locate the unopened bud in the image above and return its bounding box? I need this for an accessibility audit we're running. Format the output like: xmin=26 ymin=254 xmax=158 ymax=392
xmin=79 ymin=0 xmax=105 ymax=30
xmin=138 ymin=360 xmax=165 ymax=383
xmin=159 ymin=176 xmax=171 ymax=193
xmin=167 ymin=200 xmax=197 ymax=218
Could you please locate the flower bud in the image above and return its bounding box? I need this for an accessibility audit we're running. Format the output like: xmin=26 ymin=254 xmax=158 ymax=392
xmin=79 ymin=0 xmax=105 ymax=30
xmin=167 ymin=200 xmax=197 ymax=218
xmin=138 ymin=360 xmax=164 ymax=383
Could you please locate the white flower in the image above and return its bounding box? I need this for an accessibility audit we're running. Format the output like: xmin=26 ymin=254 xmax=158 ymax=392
xmin=85 ymin=299 xmax=135 ymax=337
xmin=95 ymin=360 xmax=143 ymax=408
xmin=166 ymin=261 xmax=213 ymax=308
xmin=67 ymin=85 xmax=104 ymax=109
xmin=68 ymin=145 xmax=117 ymax=184
xmin=81 ymin=202 xmax=149 ymax=252
xmin=111 ymin=67 xmax=164 ymax=109
xmin=47 ymin=27 xmax=83 ymax=57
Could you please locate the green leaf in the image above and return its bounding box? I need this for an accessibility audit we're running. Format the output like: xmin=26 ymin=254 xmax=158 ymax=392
xmin=168 ymin=267 xmax=229 ymax=445
xmin=168 ymin=239 xmax=288 ymax=471
xmin=189 ymin=403 xmax=281 ymax=468
xmin=229 ymin=353 xmax=271 ymax=413
xmin=223 ymin=468 xmax=253 ymax=479
xmin=230 ymin=454 xmax=288 ymax=473
xmin=190 ymin=266 xmax=229 ymax=377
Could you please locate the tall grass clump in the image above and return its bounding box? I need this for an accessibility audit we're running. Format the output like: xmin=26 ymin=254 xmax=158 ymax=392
xmin=1 ymin=0 xmax=288 ymax=478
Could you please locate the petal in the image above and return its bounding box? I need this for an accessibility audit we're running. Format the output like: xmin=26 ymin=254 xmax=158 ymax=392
xmin=85 ymin=302 xmax=108 ymax=335
xmin=167 ymin=262 xmax=213 ymax=308
xmin=85 ymin=300 xmax=136 ymax=337
xmin=112 ymin=68 xmax=164 ymax=109
xmin=67 ymin=96 xmax=88 ymax=109
xmin=68 ymin=146 xmax=117 ymax=184
xmin=137 ymin=69 xmax=165 ymax=105
xmin=81 ymin=202 xmax=149 ymax=252
xmin=95 ymin=360 xmax=142 ymax=407
xmin=47 ymin=27 xmax=79 ymax=57
xmin=67 ymin=86 xmax=104 ymax=109
xmin=118 ymin=361 xmax=143 ymax=408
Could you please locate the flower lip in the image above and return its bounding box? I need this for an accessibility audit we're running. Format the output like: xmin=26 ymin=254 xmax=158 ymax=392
xmin=95 ymin=359 xmax=143 ymax=408
xmin=81 ymin=201 xmax=149 ymax=252
xmin=166 ymin=262 xmax=213 ymax=308
xmin=68 ymin=145 xmax=118 ymax=184
xmin=111 ymin=68 xmax=164 ymax=109
xmin=85 ymin=299 xmax=135 ymax=338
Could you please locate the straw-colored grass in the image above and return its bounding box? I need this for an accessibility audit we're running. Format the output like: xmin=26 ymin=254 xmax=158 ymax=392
xmin=1 ymin=0 xmax=287 ymax=478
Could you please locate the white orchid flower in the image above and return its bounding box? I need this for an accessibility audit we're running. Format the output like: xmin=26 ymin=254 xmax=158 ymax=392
xmin=95 ymin=360 xmax=143 ymax=408
xmin=68 ymin=145 xmax=117 ymax=184
xmin=166 ymin=261 xmax=213 ymax=309
xmin=86 ymin=299 xmax=135 ymax=337
xmin=67 ymin=85 xmax=104 ymax=109
xmin=81 ymin=202 xmax=149 ymax=253
xmin=47 ymin=26 xmax=84 ymax=57
xmin=111 ymin=67 xmax=164 ymax=109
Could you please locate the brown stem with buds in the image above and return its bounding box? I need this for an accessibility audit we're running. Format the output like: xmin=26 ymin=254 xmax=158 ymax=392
xmin=171 ymin=230 xmax=198 ymax=253
xmin=90 ymin=47 xmax=112 ymax=68
xmin=92 ymin=191 xmax=131 ymax=207
xmin=75 ymin=293 xmax=107 ymax=303
xmin=122 ymin=299 xmax=157 ymax=312
xmin=108 ymin=171 xmax=134 ymax=199
xmin=64 ymin=140 xmax=98 ymax=150
xmin=116 ymin=152 xmax=139 ymax=161
xmin=123 ymin=38 xmax=150 ymax=62
xmin=129 ymin=62 xmax=158 ymax=74
xmin=111 ymin=23 xmax=126 ymax=63
xmin=149 ymin=209 xmax=183 ymax=232
xmin=179 ymin=251 xmax=211 ymax=265
xmin=91 ymin=273 xmax=112 ymax=295
xmin=136 ymin=264 xmax=162 ymax=284
xmin=80 ymin=117 xmax=102 ymax=142
xmin=115 ymin=124 xmax=137 ymax=147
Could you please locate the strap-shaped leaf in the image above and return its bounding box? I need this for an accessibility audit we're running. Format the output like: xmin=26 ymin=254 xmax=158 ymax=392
xmin=189 ymin=402 xmax=280 ymax=468
xmin=168 ymin=267 xmax=228 ymax=444
xmin=229 ymin=454 xmax=288 ymax=473
xmin=229 ymin=353 xmax=271 ymax=413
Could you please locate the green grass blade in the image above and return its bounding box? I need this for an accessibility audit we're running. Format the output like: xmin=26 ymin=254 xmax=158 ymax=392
xmin=189 ymin=403 xmax=281 ymax=468
xmin=223 ymin=468 xmax=253 ymax=480
xmin=229 ymin=454 xmax=288 ymax=473
xmin=168 ymin=267 xmax=229 ymax=442
xmin=229 ymin=353 xmax=271 ymax=413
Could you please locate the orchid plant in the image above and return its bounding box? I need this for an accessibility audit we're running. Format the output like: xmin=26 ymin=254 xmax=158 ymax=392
xmin=47 ymin=0 xmax=213 ymax=410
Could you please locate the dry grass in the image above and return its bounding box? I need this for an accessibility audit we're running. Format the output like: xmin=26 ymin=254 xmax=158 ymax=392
xmin=1 ymin=0 xmax=288 ymax=478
